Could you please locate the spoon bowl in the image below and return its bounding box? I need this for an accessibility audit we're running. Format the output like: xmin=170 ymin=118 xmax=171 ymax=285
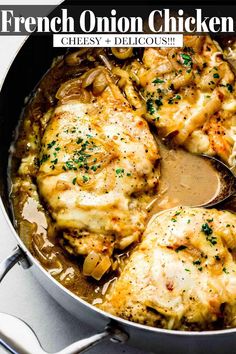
xmin=197 ymin=155 xmax=236 ymax=208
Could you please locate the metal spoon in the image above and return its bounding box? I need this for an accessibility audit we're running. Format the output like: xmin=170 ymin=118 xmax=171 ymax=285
xmin=197 ymin=155 xmax=236 ymax=208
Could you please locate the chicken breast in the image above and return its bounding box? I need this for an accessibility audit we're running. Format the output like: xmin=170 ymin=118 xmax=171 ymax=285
xmin=36 ymin=67 xmax=160 ymax=279
xmin=101 ymin=207 xmax=236 ymax=330
xmin=132 ymin=36 xmax=236 ymax=167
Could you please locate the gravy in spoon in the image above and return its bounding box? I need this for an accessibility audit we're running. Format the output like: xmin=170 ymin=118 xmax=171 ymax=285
xmin=149 ymin=141 xmax=221 ymax=214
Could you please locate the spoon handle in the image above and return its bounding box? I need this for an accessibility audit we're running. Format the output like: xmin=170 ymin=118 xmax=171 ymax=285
xmin=220 ymin=193 xmax=236 ymax=212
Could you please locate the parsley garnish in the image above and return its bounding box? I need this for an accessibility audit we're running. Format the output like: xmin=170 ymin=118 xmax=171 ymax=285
xmin=82 ymin=175 xmax=89 ymax=183
xmin=223 ymin=267 xmax=229 ymax=274
xmin=146 ymin=99 xmax=155 ymax=115
xmin=201 ymin=223 xmax=217 ymax=245
xmin=168 ymin=95 xmax=181 ymax=104
xmin=51 ymin=158 xmax=58 ymax=165
xmin=180 ymin=53 xmax=192 ymax=67
xmin=153 ymin=78 xmax=164 ymax=84
xmin=206 ymin=218 xmax=213 ymax=222
xmin=39 ymin=154 xmax=50 ymax=165
xmin=91 ymin=165 xmax=98 ymax=172
xmin=155 ymin=99 xmax=163 ymax=107
xmin=201 ymin=223 xmax=213 ymax=236
xmin=116 ymin=168 xmax=124 ymax=177
xmin=47 ymin=140 xmax=56 ymax=149
xmin=193 ymin=260 xmax=201 ymax=265
xmin=226 ymin=83 xmax=233 ymax=93
xmin=76 ymin=137 xmax=83 ymax=144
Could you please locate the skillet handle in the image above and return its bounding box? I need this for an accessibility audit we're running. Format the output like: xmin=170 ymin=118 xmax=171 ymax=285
xmin=0 ymin=247 xmax=128 ymax=354
xmin=0 ymin=312 xmax=128 ymax=354
xmin=0 ymin=246 xmax=30 ymax=282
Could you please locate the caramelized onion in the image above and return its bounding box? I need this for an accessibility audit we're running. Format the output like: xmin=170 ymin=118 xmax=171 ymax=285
xmin=83 ymin=251 xmax=100 ymax=276
xmin=65 ymin=48 xmax=89 ymax=66
xmin=111 ymin=47 xmax=133 ymax=60
xmin=56 ymin=78 xmax=91 ymax=103
xmin=98 ymin=53 xmax=113 ymax=71
xmin=65 ymin=51 xmax=82 ymax=66
xmin=92 ymin=72 xmax=108 ymax=96
xmin=91 ymin=256 xmax=112 ymax=280
xmin=82 ymin=68 xmax=102 ymax=88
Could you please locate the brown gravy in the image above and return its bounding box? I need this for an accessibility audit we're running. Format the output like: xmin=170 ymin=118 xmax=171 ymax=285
xmin=148 ymin=140 xmax=221 ymax=216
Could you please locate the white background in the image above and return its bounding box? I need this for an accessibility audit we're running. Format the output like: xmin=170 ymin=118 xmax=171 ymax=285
xmin=0 ymin=1 xmax=148 ymax=353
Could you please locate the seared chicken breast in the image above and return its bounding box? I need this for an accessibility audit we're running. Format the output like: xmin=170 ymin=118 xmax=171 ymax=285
xmin=101 ymin=207 xmax=236 ymax=330
xmin=129 ymin=36 xmax=236 ymax=167
xmin=37 ymin=67 xmax=160 ymax=279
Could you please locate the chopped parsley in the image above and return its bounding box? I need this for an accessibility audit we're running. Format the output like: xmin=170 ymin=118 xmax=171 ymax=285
xmin=116 ymin=168 xmax=124 ymax=177
xmin=72 ymin=177 xmax=77 ymax=185
xmin=147 ymin=97 xmax=163 ymax=115
xmin=174 ymin=211 xmax=181 ymax=216
xmin=91 ymin=165 xmax=98 ymax=172
xmin=82 ymin=175 xmax=89 ymax=183
xmin=51 ymin=158 xmax=58 ymax=165
xmin=153 ymin=78 xmax=164 ymax=84
xmin=213 ymin=73 xmax=220 ymax=79
xmin=155 ymin=99 xmax=163 ymax=107
xmin=201 ymin=223 xmax=213 ymax=236
xmin=39 ymin=154 xmax=50 ymax=165
xmin=62 ymin=137 xmax=97 ymax=172
xmin=76 ymin=137 xmax=83 ymax=144
xmin=193 ymin=260 xmax=201 ymax=265
xmin=47 ymin=140 xmax=56 ymax=149
xmin=146 ymin=99 xmax=155 ymax=115
xmin=180 ymin=53 xmax=192 ymax=67
xmin=226 ymin=83 xmax=233 ymax=93
xmin=65 ymin=161 xmax=76 ymax=170
xmin=223 ymin=267 xmax=229 ymax=274
xmin=201 ymin=223 xmax=217 ymax=245
xmin=168 ymin=95 xmax=181 ymax=104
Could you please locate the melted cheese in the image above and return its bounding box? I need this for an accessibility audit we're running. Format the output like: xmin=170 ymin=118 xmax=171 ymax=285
xmin=36 ymin=69 xmax=160 ymax=275
xmin=101 ymin=207 xmax=236 ymax=330
xmin=136 ymin=36 xmax=236 ymax=168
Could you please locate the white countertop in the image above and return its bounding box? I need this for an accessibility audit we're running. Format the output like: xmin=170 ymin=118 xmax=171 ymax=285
xmin=0 ymin=8 xmax=148 ymax=354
